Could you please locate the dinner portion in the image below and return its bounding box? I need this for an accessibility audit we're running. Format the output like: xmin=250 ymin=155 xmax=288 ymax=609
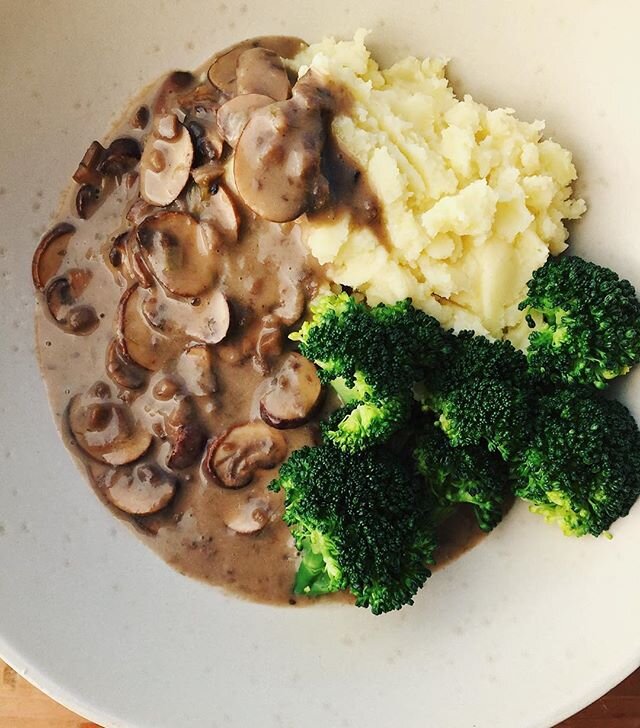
xmin=33 ymin=32 xmax=640 ymax=614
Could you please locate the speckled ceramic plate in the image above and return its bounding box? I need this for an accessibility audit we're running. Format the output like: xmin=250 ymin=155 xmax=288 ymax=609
xmin=1 ymin=2 xmax=639 ymax=727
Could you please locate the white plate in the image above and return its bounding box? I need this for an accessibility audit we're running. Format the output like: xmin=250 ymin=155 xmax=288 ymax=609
xmin=1 ymin=2 xmax=639 ymax=727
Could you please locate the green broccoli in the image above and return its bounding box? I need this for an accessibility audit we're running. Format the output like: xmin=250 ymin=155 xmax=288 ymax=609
xmin=519 ymin=255 xmax=640 ymax=388
xmin=291 ymin=293 xmax=448 ymax=451
xmin=513 ymin=387 xmax=640 ymax=537
xmin=413 ymin=421 xmax=510 ymax=532
xmin=269 ymin=443 xmax=437 ymax=614
xmin=422 ymin=331 xmax=531 ymax=460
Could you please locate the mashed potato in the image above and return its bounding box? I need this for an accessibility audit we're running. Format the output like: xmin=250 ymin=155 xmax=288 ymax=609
xmin=293 ymin=31 xmax=586 ymax=340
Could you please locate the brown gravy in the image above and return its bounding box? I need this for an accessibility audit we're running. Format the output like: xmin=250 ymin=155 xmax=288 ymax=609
xmin=33 ymin=37 xmax=485 ymax=609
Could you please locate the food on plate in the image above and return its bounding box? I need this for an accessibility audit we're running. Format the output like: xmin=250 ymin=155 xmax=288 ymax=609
xmin=32 ymin=30 xmax=640 ymax=615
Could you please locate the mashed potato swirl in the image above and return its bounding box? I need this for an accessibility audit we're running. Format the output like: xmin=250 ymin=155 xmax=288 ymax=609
xmin=293 ymin=31 xmax=586 ymax=341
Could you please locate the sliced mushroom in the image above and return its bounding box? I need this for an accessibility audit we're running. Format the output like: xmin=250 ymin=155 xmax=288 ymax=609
xmin=131 ymin=105 xmax=150 ymax=130
xmin=260 ymin=353 xmax=322 ymax=429
xmin=137 ymin=211 xmax=218 ymax=296
xmin=108 ymin=231 xmax=128 ymax=269
xmin=152 ymin=376 xmax=182 ymax=401
xmin=139 ymin=117 xmax=194 ymax=207
xmin=102 ymin=463 xmax=176 ymax=515
xmin=44 ymin=269 xmax=99 ymax=335
xmin=165 ymin=397 xmax=205 ymax=470
xmin=72 ymin=141 xmax=105 ymax=186
xmin=126 ymin=197 xmax=159 ymax=226
xmin=176 ymin=344 xmax=217 ymax=396
xmin=142 ymin=287 xmax=230 ymax=345
xmin=233 ymin=94 xmax=329 ymax=222
xmin=199 ymin=184 xmax=240 ymax=242
xmin=97 ymin=137 xmax=141 ymax=177
xmin=205 ymin=421 xmax=287 ymax=489
xmin=67 ymin=391 xmax=152 ymax=465
xmin=253 ymin=315 xmax=283 ymax=373
xmin=272 ymin=277 xmax=306 ymax=325
xmin=75 ymin=184 xmax=102 ymax=220
xmin=106 ymin=338 xmax=147 ymax=390
xmin=117 ymin=284 xmax=176 ymax=371
xmin=153 ymin=70 xmax=196 ymax=114
xmin=185 ymin=118 xmax=224 ymax=165
xmin=236 ymin=48 xmax=290 ymax=101
xmin=190 ymin=160 xmax=225 ymax=196
xmin=207 ymin=36 xmax=307 ymax=95
xmin=223 ymin=497 xmax=271 ymax=534
xmin=32 ymin=222 xmax=75 ymax=290
xmin=216 ymin=93 xmax=273 ymax=148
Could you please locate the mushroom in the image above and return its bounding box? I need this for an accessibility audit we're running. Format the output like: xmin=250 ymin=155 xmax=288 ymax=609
xmin=272 ymin=277 xmax=306 ymax=326
xmin=204 ymin=421 xmax=287 ymax=489
xmin=260 ymin=352 xmax=322 ymax=429
xmin=207 ymin=36 xmax=307 ymax=95
xmin=233 ymin=94 xmax=329 ymax=222
xmin=184 ymin=118 xmax=224 ymax=165
xmin=67 ymin=389 xmax=153 ymax=465
xmin=108 ymin=231 xmax=128 ymax=269
xmin=216 ymin=93 xmax=274 ymax=148
xmin=75 ymin=184 xmax=102 ymax=220
xmin=126 ymin=197 xmax=159 ymax=226
xmin=137 ymin=211 xmax=218 ymax=297
xmin=131 ymin=105 xmax=150 ymax=130
xmin=142 ymin=287 xmax=230 ymax=345
xmin=117 ymin=283 xmax=175 ymax=371
xmin=199 ymin=184 xmax=240 ymax=243
xmin=106 ymin=338 xmax=147 ymax=390
xmin=44 ymin=268 xmax=99 ymax=335
xmin=253 ymin=315 xmax=283 ymax=373
xmin=165 ymin=396 xmax=205 ymax=470
xmin=101 ymin=463 xmax=176 ymax=515
xmin=223 ymin=497 xmax=272 ymax=534
xmin=96 ymin=137 xmax=141 ymax=177
xmin=176 ymin=344 xmax=217 ymax=396
xmin=32 ymin=222 xmax=75 ymax=290
xmin=139 ymin=116 xmax=194 ymax=207
xmin=190 ymin=160 xmax=225 ymax=195
xmin=153 ymin=70 xmax=196 ymax=115
xmin=236 ymin=48 xmax=291 ymax=101
xmin=72 ymin=141 xmax=105 ymax=186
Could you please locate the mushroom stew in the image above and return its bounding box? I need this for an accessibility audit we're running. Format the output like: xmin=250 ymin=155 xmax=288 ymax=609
xmin=33 ymin=37 xmax=484 ymax=606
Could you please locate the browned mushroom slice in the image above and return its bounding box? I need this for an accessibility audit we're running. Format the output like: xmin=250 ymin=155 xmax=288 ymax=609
xmin=72 ymin=141 xmax=106 ymax=186
xmin=207 ymin=36 xmax=307 ymax=94
xmin=139 ymin=117 xmax=194 ymax=207
xmin=75 ymin=184 xmax=102 ymax=220
xmin=97 ymin=137 xmax=141 ymax=177
xmin=272 ymin=277 xmax=305 ymax=325
xmin=176 ymin=344 xmax=217 ymax=396
xmin=216 ymin=93 xmax=273 ymax=148
xmin=126 ymin=198 xmax=159 ymax=226
xmin=68 ymin=393 xmax=152 ymax=465
xmin=102 ymin=463 xmax=176 ymax=515
xmin=153 ymin=70 xmax=197 ymax=115
xmin=223 ymin=497 xmax=272 ymax=534
xmin=137 ymin=211 xmax=217 ymax=297
xmin=44 ymin=269 xmax=99 ymax=335
xmin=190 ymin=161 xmax=225 ymax=196
xmin=236 ymin=48 xmax=291 ymax=101
xmin=131 ymin=105 xmax=150 ymax=130
xmin=106 ymin=338 xmax=147 ymax=390
xmin=32 ymin=222 xmax=75 ymax=290
xmin=200 ymin=185 xmax=240 ymax=243
xmin=205 ymin=421 xmax=287 ymax=489
xmin=165 ymin=397 xmax=205 ymax=470
xmin=142 ymin=288 xmax=230 ymax=345
xmin=117 ymin=284 xmax=176 ymax=371
xmin=233 ymin=97 xmax=329 ymax=222
xmin=260 ymin=352 xmax=322 ymax=429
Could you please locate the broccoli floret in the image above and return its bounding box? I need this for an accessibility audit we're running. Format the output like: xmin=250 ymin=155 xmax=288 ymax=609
xmin=513 ymin=387 xmax=640 ymax=537
xmin=413 ymin=422 xmax=509 ymax=532
xmin=519 ymin=255 xmax=640 ymax=388
xmin=269 ymin=443 xmax=437 ymax=614
xmin=291 ymin=294 xmax=449 ymax=450
xmin=423 ymin=331 xmax=531 ymax=459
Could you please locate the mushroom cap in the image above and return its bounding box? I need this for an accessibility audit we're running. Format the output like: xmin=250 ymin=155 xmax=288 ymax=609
xmin=236 ymin=48 xmax=291 ymax=101
xmin=32 ymin=222 xmax=75 ymax=291
xmin=44 ymin=268 xmax=99 ymax=336
xmin=205 ymin=420 xmax=287 ymax=489
xmin=259 ymin=352 xmax=323 ymax=429
xmin=137 ymin=211 xmax=219 ymax=297
xmin=139 ymin=118 xmax=194 ymax=207
xmin=207 ymin=36 xmax=306 ymax=95
xmin=68 ymin=391 xmax=153 ymax=466
xmin=102 ymin=463 xmax=176 ymax=515
xmin=105 ymin=338 xmax=147 ymax=390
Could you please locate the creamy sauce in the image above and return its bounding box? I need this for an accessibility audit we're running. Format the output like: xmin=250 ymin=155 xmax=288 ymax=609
xmin=34 ymin=38 xmax=485 ymax=608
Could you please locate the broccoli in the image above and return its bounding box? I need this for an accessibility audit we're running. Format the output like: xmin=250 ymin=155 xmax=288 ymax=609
xmin=519 ymin=255 xmax=640 ymax=389
xmin=413 ymin=421 xmax=510 ymax=532
xmin=291 ymin=293 xmax=449 ymax=451
xmin=513 ymin=387 xmax=640 ymax=537
xmin=269 ymin=443 xmax=437 ymax=614
xmin=422 ymin=331 xmax=531 ymax=460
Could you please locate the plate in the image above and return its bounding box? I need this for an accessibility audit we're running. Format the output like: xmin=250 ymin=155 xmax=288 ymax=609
xmin=1 ymin=2 xmax=639 ymax=727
